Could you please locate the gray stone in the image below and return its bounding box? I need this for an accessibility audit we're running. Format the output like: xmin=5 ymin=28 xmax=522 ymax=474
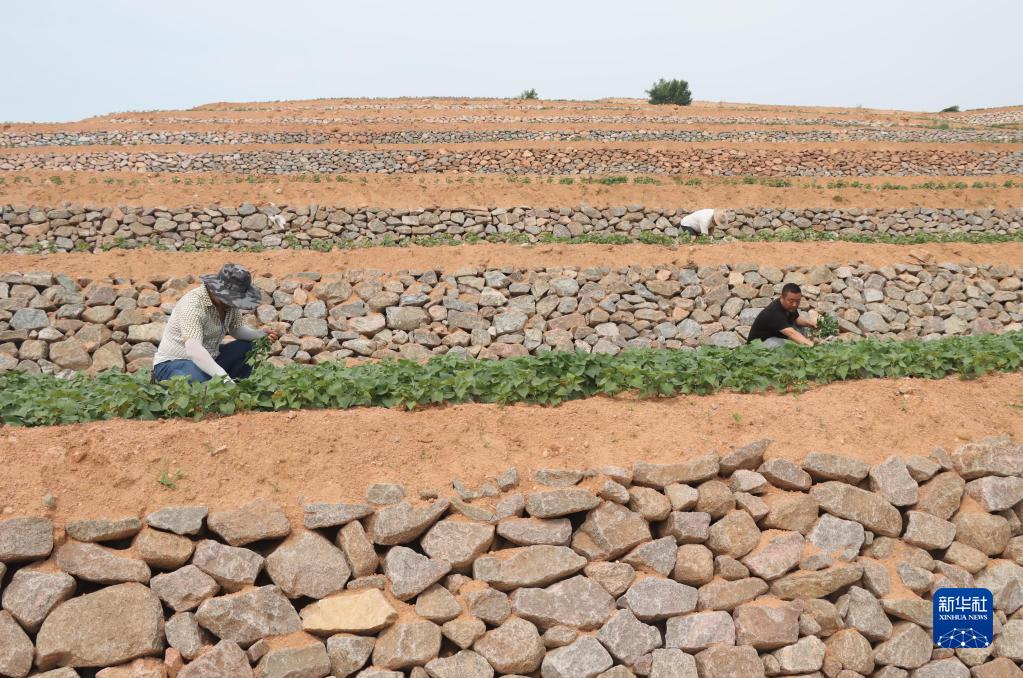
xmin=664 ymin=611 xmax=735 ymax=652
xmin=759 ymin=458 xmax=812 ymax=491
xmin=650 ymin=648 xmax=698 ymax=678
xmin=696 ymin=578 xmax=768 ymax=611
xmin=902 ymin=511 xmax=956 ymax=550
xmin=773 ymin=635 xmax=825 ymax=674
xmin=413 ymin=584 xmax=461 ymax=623
xmin=267 ymin=531 xmax=351 ymax=599
xmin=55 ymin=541 xmax=150 ymax=584
xmin=0 ymin=516 xmax=53 ymax=562
xmin=368 ymin=500 xmax=450 ymax=546
xmin=425 ymin=650 xmax=494 ymax=678
xmin=35 ymin=583 xmax=164 ymax=671
xmin=992 ymin=619 xmax=1023 ymax=661
xmin=66 ymin=517 xmax=142 ymax=542
xmin=191 ymin=539 xmax=264 ymax=591
xmin=597 ymin=609 xmax=662 ymax=665
xmin=207 ymin=499 xmax=291 ymax=546
xmin=1 ymin=568 xmax=76 ymax=632
xmin=672 ymin=544 xmax=714 ymax=586
xmin=383 ymin=546 xmax=451 ymax=601
xmin=632 ymin=455 xmax=719 ymax=488
xmin=706 ymin=510 xmax=760 ymax=558
xmin=664 ymin=484 xmax=699 ymax=511
xmin=150 ymin=564 xmax=220 ymax=613
xmin=9 ymin=308 xmax=48 ymax=331
xmin=543 ymin=625 xmax=578 ymax=649
xmin=873 ymin=622 xmax=932 ymax=669
xmin=134 ymin=528 xmax=194 ymax=569
xmin=966 ymin=476 xmax=1023 ymax=512
xmin=733 ymin=601 xmax=801 ymax=649
xmin=694 ymin=646 xmax=765 ymax=678
xmin=658 ymin=511 xmax=711 ymax=544
xmin=473 ymin=617 xmax=545 ymax=674
xmin=913 ymin=658 xmax=970 ymax=678
xmin=719 ymin=439 xmax=771 ymax=475
xmin=802 ymin=452 xmax=870 ymax=484
xmin=824 ymin=628 xmax=875 ymax=675
xmin=807 ymin=514 xmax=865 ymax=560
xmin=916 ymin=472 xmax=966 ymax=521
xmin=541 ymin=636 xmax=613 ymax=678
xmin=953 ymin=512 xmax=1011 ymax=556
xmin=464 ymin=587 xmax=510 ymax=625
xmin=621 ymin=537 xmax=678 ymax=577
xmin=366 ymin=483 xmax=406 ymax=506
xmin=584 ymin=561 xmax=636 ymax=598
xmin=870 ymin=456 xmax=920 ymax=507
xmin=572 ymin=502 xmax=651 ymax=560
xmin=770 ymin=563 xmax=863 ymax=599
xmin=166 ymin=612 xmax=207 ymax=661
xmin=145 ymin=505 xmax=208 ymax=535
xmin=473 ymin=544 xmax=587 ymax=591
xmin=303 ymin=502 xmax=373 ymax=529
xmin=761 ymin=492 xmax=820 ymax=534
xmin=326 ymin=633 xmax=375 ymax=677
xmin=178 ymin=640 xmax=252 ymax=678
xmin=811 ymin=481 xmax=903 ymax=537
xmin=336 ymin=520 xmax=378 ymax=578
xmin=255 ymin=637 xmax=330 ymax=678
xmin=953 ymin=438 xmax=1023 ymax=479
xmin=618 ymin=578 xmax=698 ymax=621
xmin=526 ymin=489 xmax=600 ymax=518
xmin=0 ymin=610 xmax=33 ymax=678
xmin=740 ymin=530 xmax=803 ymax=580
xmin=194 ymin=585 xmax=301 ymax=646
xmin=498 ymin=517 xmax=572 ymax=546
xmin=628 ymin=487 xmax=672 ymax=521
xmin=844 ymin=585 xmax=893 ymax=641
xmin=511 ymin=575 xmax=616 ymax=630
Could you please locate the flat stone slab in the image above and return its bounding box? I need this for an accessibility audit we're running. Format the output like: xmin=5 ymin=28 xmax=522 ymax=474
xmin=420 ymin=519 xmax=495 ymax=570
xmin=770 ymin=563 xmax=864 ymax=599
xmin=497 ymin=517 xmax=573 ymax=546
xmin=473 ymin=545 xmax=586 ymax=591
xmin=618 ymin=578 xmax=698 ymax=621
xmin=0 ymin=516 xmax=53 ymax=562
xmin=525 ymin=489 xmax=600 ymax=518
xmin=368 ymin=500 xmax=450 ymax=546
xmin=511 ymin=575 xmax=616 ymax=630
xmin=54 ymin=541 xmax=150 ymax=584
xmin=66 ymin=517 xmax=142 ymax=542
xmin=207 ymin=499 xmax=292 ymax=546
xmin=191 ymin=539 xmax=264 ymax=592
xmin=302 ymin=502 xmax=373 ymax=529
xmin=35 ymin=583 xmax=164 ymax=671
xmin=810 ymin=481 xmax=903 ymax=537
xmin=665 ymin=611 xmax=735 ymax=652
xmin=597 ymin=609 xmax=663 ymax=665
xmin=194 ymin=585 xmax=301 ymax=646
xmin=145 ymin=506 xmax=208 ymax=536
xmin=300 ymin=588 xmax=398 ymax=635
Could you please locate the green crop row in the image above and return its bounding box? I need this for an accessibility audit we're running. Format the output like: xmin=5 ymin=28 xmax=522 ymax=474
xmin=1 ymin=332 xmax=1021 ymax=427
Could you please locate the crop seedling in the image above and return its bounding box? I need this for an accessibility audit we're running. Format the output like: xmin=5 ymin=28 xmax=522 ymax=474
xmin=157 ymin=457 xmax=184 ymax=489
xmin=814 ymin=314 xmax=840 ymax=339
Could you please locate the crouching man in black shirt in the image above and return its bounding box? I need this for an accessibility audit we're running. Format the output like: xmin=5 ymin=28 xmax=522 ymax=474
xmin=747 ymin=283 xmax=817 ymax=347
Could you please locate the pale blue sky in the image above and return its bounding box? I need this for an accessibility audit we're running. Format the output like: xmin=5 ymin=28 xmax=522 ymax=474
xmin=3 ymin=0 xmax=1020 ymax=122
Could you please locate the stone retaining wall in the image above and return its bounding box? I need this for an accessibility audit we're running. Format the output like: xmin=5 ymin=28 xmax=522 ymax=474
xmin=0 ymin=438 xmax=1021 ymax=676
xmin=6 ymin=128 xmax=1022 ymax=148
xmin=105 ymin=115 xmax=900 ymax=126
xmin=1 ymin=262 xmax=1019 ymax=375
xmin=3 ymin=205 xmax=1021 ymax=253
xmin=3 ymin=148 xmax=1022 ymax=176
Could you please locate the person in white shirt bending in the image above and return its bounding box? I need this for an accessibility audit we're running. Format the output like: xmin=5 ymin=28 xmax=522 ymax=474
xmin=680 ymin=208 xmax=729 ymax=236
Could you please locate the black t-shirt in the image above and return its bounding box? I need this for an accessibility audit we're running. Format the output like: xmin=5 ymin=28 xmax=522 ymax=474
xmin=747 ymin=299 xmax=798 ymax=343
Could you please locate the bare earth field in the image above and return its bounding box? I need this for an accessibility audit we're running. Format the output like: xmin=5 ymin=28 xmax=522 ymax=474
xmin=2 ymin=171 xmax=1021 ymax=209
xmin=2 ymin=373 xmax=1020 ymax=523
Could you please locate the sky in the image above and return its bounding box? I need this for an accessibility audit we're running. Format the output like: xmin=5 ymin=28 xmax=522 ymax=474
xmin=3 ymin=0 xmax=1021 ymax=122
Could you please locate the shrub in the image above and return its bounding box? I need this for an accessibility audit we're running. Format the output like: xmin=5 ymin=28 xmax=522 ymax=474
xmin=940 ymin=105 xmax=960 ymax=113
xmin=646 ymin=78 xmax=692 ymax=106
xmin=519 ymin=89 xmax=539 ymax=100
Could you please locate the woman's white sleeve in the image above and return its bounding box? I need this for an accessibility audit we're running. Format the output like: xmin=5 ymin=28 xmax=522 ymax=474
xmin=184 ymin=338 xmax=227 ymax=378
xmin=230 ymin=325 xmax=266 ymax=341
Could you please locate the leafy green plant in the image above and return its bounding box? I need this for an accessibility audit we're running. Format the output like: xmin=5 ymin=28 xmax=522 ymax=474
xmin=2 ymin=332 xmax=1022 ymax=427
xmin=245 ymin=336 xmax=273 ymax=367
xmin=815 ymin=314 xmax=840 ymax=339
xmin=646 ymin=78 xmax=692 ymax=106
xmin=519 ymin=89 xmax=539 ymax=100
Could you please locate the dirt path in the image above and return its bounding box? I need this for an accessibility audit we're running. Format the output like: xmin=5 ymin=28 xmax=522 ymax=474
xmin=2 ymin=373 xmax=1020 ymax=526
xmin=2 ymin=241 xmax=1022 ymax=279
xmin=2 ymin=171 xmax=1020 ymax=209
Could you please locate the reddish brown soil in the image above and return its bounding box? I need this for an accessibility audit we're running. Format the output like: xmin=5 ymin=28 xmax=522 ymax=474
xmin=2 ymin=241 xmax=1021 ymax=280
xmin=1 ymin=373 xmax=1020 ymax=526
xmin=2 ymin=172 xmax=1020 ymax=210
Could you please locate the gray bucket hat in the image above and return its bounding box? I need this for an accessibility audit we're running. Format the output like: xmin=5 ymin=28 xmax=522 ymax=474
xmin=200 ymin=263 xmax=262 ymax=310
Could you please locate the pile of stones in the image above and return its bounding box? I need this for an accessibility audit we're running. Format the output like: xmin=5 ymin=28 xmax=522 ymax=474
xmin=0 ymin=261 xmax=1020 ymax=374
xmin=6 ymin=128 xmax=1022 ymax=148
xmin=2 ymin=204 xmax=1020 ymax=253
xmin=0 ymin=437 xmax=1021 ymax=676
xmin=3 ymin=148 xmax=1022 ymax=176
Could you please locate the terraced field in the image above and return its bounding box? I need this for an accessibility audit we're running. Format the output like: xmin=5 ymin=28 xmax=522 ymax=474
xmin=1 ymin=98 xmax=1022 ymax=677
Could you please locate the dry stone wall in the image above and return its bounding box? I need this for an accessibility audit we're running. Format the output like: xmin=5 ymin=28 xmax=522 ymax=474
xmin=0 ymin=437 xmax=1022 ymax=676
xmin=1 ymin=262 xmax=1020 ymax=374
xmin=3 ymin=205 xmax=1021 ymax=253
xmin=3 ymin=148 xmax=1022 ymax=176
xmin=104 ymin=115 xmax=903 ymax=126
xmin=6 ymin=127 xmax=1023 ymax=147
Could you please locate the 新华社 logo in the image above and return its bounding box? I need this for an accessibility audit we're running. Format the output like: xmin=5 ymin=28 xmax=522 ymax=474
xmin=933 ymin=588 xmax=993 ymax=648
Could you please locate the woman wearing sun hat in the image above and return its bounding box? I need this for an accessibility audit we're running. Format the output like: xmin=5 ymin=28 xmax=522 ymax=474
xmin=152 ymin=263 xmax=278 ymax=383
xmin=680 ymin=208 xmax=729 ymax=236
